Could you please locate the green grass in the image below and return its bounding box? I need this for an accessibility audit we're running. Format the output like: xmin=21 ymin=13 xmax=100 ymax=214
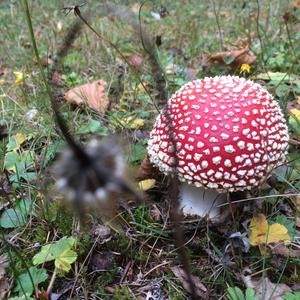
xmin=0 ymin=0 xmax=300 ymax=299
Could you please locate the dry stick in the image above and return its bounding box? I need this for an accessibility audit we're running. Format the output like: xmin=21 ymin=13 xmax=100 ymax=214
xmin=25 ymin=0 xmax=142 ymax=209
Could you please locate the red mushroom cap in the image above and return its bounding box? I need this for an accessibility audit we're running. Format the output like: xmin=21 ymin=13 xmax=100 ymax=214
xmin=148 ymin=76 xmax=289 ymax=192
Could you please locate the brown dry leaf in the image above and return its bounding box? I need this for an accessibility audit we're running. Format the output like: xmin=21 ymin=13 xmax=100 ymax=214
xmin=252 ymin=277 xmax=291 ymax=300
xmin=208 ymin=48 xmax=256 ymax=69
xmin=137 ymin=155 xmax=160 ymax=180
xmin=171 ymin=266 xmax=208 ymax=298
xmin=292 ymin=0 xmax=300 ymax=9
xmin=93 ymin=224 xmax=112 ymax=244
xmin=269 ymin=242 xmax=300 ymax=257
xmin=0 ymin=255 xmax=9 ymax=300
xmin=149 ymin=204 xmax=162 ymax=221
xmin=64 ymin=80 xmax=109 ymax=112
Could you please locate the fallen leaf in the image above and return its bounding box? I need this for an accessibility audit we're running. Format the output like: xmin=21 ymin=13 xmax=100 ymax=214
xmin=93 ymin=224 xmax=112 ymax=243
xmin=120 ymin=116 xmax=145 ymax=129
xmin=64 ymin=80 xmax=109 ymax=112
xmin=242 ymin=275 xmax=292 ymax=300
xmin=297 ymin=96 xmax=300 ymax=105
xmin=249 ymin=214 xmax=291 ymax=246
xmin=208 ymin=48 xmax=256 ymax=69
xmin=149 ymin=204 xmax=162 ymax=221
xmin=289 ymin=109 xmax=300 ymax=121
xmin=269 ymin=242 xmax=300 ymax=257
xmin=138 ymin=179 xmax=156 ymax=191
xmin=6 ymin=133 xmax=32 ymax=151
xmin=292 ymin=0 xmax=300 ymax=9
xmin=170 ymin=266 xmax=208 ymax=298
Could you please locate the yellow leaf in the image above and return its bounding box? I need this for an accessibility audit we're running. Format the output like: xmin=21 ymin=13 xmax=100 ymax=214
xmin=138 ymin=179 xmax=156 ymax=191
xmin=13 ymin=71 xmax=28 ymax=84
xmin=290 ymin=108 xmax=300 ymax=120
xmin=130 ymin=118 xmax=145 ymax=129
xmin=297 ymin=96 xmax=300 ymax=105
xmin=249 ymin=214 xmax=290 ymax=246
xmin=15 ymin=133 xmax=27 ymax=146
xmin=121 ymin=116 xmax=145 ymax=129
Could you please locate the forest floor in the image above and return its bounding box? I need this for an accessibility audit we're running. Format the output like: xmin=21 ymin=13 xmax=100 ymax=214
xmin=0 ymin=1 xmax=300 ymax=299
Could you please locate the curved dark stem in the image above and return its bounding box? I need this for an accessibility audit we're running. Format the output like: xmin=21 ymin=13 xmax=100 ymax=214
xmin=169 ymin=178 xmax=198 ymax=300
xmin=23 ymin=0 xmax=141 ymax=204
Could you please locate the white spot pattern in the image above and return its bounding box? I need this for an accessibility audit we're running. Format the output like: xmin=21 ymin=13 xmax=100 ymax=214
xmin=147 ymin=75 xmax=289 ymax=193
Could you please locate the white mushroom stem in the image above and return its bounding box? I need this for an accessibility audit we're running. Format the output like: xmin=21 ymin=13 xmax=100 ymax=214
xmin=179 ymin=182 xmax=227 ymax=218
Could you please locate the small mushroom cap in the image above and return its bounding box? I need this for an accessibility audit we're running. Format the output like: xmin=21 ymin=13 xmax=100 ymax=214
xmin=148 ymin=76 xmax=289 ymax=192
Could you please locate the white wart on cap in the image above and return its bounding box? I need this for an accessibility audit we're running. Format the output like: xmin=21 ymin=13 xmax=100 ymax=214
xmin=148 ymin=75 xmax=289 ymax=193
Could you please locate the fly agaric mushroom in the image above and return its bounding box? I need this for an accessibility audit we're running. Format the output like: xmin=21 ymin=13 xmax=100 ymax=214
xmin=148 ymin=76 xmax=289 ymax=218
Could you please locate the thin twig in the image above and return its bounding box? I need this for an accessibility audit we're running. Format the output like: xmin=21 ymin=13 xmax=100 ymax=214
xmin=211 ymin=0 xmax=224 ymax=51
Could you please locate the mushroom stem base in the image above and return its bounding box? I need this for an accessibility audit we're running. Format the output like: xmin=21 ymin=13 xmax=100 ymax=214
xmin=179 ymin=183 xmax=227 ymax=218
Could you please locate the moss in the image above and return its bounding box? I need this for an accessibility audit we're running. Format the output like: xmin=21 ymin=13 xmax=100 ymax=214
xmin=113 ymin=286 xmax=133 ymax=300
xmin=165 ymin=282 xmax=185 ymax=300
xmin=77 ymin=235 xmax=92 ymax=257
xmin=6 ymin=249 xmax=32 ymax=277
xmin=50 ymin=204 xmax=73 ymax=236
xmin=93 ymin=262 xmax=118 ymax=288
xmin=134 ymin=250 xmax=148 ymax=264
xmin=108 ymin=235 xmax=131 ymax=255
